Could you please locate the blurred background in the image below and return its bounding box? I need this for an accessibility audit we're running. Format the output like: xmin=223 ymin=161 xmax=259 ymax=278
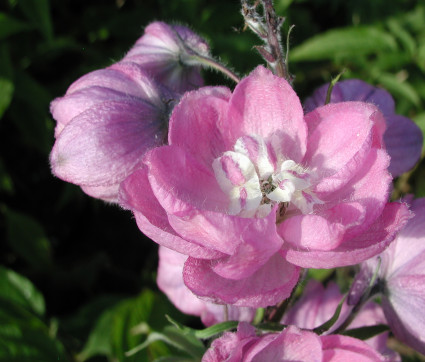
xmin=0 ymin=0 xmax=424 ymax=360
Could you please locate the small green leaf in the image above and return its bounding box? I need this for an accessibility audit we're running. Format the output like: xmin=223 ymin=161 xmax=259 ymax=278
xmin=290 ymin=26 xmax=398 ymax=62
xmin=0 ymin=12 xmax=32 ymax=40
xmin=0 ymin=266 xmax=45 ymax=316
xmin=377 ymin=73 xmax=421 ymax=108
xmin=4 ymin=208 xmax=51 ymax=270
xmin=0 ymin=43 xmax=14 ymax=119
xmin=386 ymin=18 xmax=416 ymax=57
xmin=342 ymin=324 xmax=389 ymax=340
xmin=126 ymin=327 xmax=204 ymax=360
xmin=18 ymin=0 xmax=53 ymax=41
xmin=165 ymin=315 xmax=238 ymax=340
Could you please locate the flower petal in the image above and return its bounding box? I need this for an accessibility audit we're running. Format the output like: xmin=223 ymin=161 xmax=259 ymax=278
xmin=285 ymin=202 xmax=411 ymax=268
xmin=120 ymin=167 xmax=222 ymax=259
xmin=183 ymin=252 xmax=300 ymax=307
xmin=226 ymin=66 xmax=306 ymax=162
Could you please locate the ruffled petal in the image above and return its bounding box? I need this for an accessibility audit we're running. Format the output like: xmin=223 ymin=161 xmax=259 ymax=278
xmin=183 ymin=253 xmax=300 ymax=308
xmin=226 ymin=66 xmax=306 ymax=163
xmin=120 ymin=167 xmax=222 ymax=259
xmin=168 ymin=86 xmax=233 ymax=167
xmin=285 ymin=202 xmax=411 ymax=268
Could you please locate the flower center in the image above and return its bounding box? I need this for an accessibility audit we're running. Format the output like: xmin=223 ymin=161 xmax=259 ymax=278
xmin=212 ymin=134 xmax=322 ymax=218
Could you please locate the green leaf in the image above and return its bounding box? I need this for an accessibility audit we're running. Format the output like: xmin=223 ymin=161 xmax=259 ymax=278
xmin=290 ymin=26 xmax=398 ymax=62
xmin=78 ymin=290 xmax=172 ymax=362
xmin=4 ymin=208 xmax=51 ymax=270
xmin=386 ymin=18 xmax=416 ymax=57
xmin=0 ymin=43 xmax=14 ymax=119
xmin=308 ymin=268 xmax=334 ymax=282
xmin=0 ymin=266 xmax=45 ymax=315
xmin=126 ymin=327 xmax=204 ymax=360
xmin=18 ymin=0 xmax=53 ymax=41
xmin=0 ymin=12 xmax=32 ymax=40
xmin=376 ymin=73 xmax=421 ymax=108
xmin=342 ymin=324 xmax=389 ymax=340
xmin=165 ymin=315 xmax=238 ymax=340
xmin=10 ymin=71 xmax=53 ymax=154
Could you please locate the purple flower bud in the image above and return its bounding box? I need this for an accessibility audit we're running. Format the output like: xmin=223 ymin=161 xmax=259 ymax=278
xmin=124 ymin=21 xmax=210 ymax=93
xmin=50 ymin=62 xmax=176 ymax=202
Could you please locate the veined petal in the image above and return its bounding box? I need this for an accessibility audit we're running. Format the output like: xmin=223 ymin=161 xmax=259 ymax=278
xmin=234 ymin=134 xmax=274 ymax=179
xmin=226 ymin=66 xmax=306 ymax=163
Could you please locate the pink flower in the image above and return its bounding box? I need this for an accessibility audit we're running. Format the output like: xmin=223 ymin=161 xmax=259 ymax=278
xmin=283 ymin=280 xmax=400 ymax=361
xmin=202 ymin=322 xmax=386 ymax=361
xmin=157 ymin=246 xmax=255 ymax=326
xmin=349 ymin=197 xmax=425 ymax=354
xmin=124 ymin=21 xmax=210 ymax=93
xmin=50 ymin=62 xmax=174 ymax=202
xmin=304 ymin=79 xmax=423 ymax=177
xmin=120 ymin=66 xmax=410 ymax=307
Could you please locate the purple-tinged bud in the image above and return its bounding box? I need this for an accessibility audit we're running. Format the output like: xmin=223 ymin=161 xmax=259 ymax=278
xmin=124 ymin=22 xmax=210 ymax=94
xmin=50 ymin=62 xmax=176 ymax=202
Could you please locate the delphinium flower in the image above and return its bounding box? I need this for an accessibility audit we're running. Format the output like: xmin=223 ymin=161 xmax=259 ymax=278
xmin=50 ymin=62 xmax=176 ymax=202
xmin=349 ymin=197 xmax=425 ymax=354
xmin=202 ymin=322 xmax=386 ymax=361
xmin=304 ymin=79 xmax=423 ymax=177
xmin=157 ymin=246 xmax=255 ymax=326
xmin=283 ymin=280 xmax=400 ymax=360
xmin=120 ymin=66 xmax=410 ymax=307
xmin=124 ymin=21 xmax=210 ymax=93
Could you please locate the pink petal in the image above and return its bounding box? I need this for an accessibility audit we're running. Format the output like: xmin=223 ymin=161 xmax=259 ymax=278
xmin=321 ymin=335 xmax=385 ymax=361
xmin=183 ymin=253 xmax=300 ymax=308
xmin=120 ymin=168 xmax=222 ymax=259
xmin=304 ymin=102 xmax=379 ymax=179
xmin=320 ymin=149 xmax=391 ymax=239
xmin=168 ymin=208 xmax=283 ymax=276
xmin=226 ymin=66 xmax=306 ymax=163
xmin=50 ymin=100 xmax=163 ymax=187
xmin=285 ymin=202 xmax=411 ymax=268
xmin=145 ymin=145 xmax=230 ymax=220
xmin=249 ymin=326 xmax=323 ymax=362
xmin=168 ymin=86 xmax=233 ymax=167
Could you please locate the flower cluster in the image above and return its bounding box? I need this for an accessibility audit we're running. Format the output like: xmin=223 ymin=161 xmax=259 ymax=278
xmin=49 ymin=4 xmax=425 ymax=360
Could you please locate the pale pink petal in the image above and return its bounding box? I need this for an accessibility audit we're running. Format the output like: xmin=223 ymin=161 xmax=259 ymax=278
xmin=319 ymin=149 xmax=391 ymax=240
xmin=285 ymin=202 xmax=411 ymax=268
xmin=50 ymin=100 xmax=164 ymax=187
xmin=120 ymin=168 xmax=222 ymax=259
xmin=168 ymin=86 xmax=233 ymax=167
xmin=304 ymin=102 xmax=379 ymax=179
xmin=168 ymin=208 xmax=283 ymax=277
xmin=183 ymin=253 xmax=300 ymax=307
xmin=249 ymin=326 xmax=323 ymax=362
xmin=283 ymin=281 xmax=347 ymax=330
xmin=321 ymin=335 xmax=385 ymax=361
xmin=226 ymin=66 xmax=307 ymax=163
xmin=157 ymin=246 xmax=207 ymax=317
xmin=145 ymin=145 xmax=229 ymax=214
